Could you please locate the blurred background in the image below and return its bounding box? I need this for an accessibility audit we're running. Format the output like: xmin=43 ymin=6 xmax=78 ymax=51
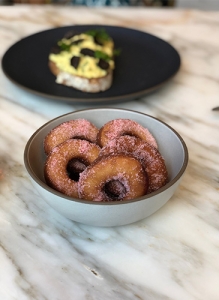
xmin=0 ymin=0 xmax=219 ymax=9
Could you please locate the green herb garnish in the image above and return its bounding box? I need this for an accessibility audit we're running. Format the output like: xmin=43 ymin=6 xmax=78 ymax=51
xmin=113 ymin=48 xmax=121 ymax=57
xmin=58 ymin=41 xmax=71 ymax=51
xmin=94 ymin=50 xmax=111 ymax=61
xmin=94 ymin=48 xmax=121 ymax=61
xmin=86 ymin=28 xmax=111 ymax=44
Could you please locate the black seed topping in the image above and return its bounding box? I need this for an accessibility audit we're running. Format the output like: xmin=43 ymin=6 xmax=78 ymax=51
xmin=50 ymin=45 xmax=61 ymax=54
xmin=98 ymin=59 xmax=109 ymax=70
xmin=71 ymin=56 xmax=80 ymax=69
xmin=94 ymin=36 xmax=103 ymax=46
xmin=80 ymin=48 xmax=95 ymax=57
xmin=63 ymin=31 xmax=77 ymax=39
xmin=71 ymin=39 xmax=84 ymax=45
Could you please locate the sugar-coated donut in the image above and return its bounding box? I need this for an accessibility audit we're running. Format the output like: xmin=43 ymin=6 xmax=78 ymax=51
xmin=97 ymin=119 xmax=158 ymax=149
xmin=44 ymin=139 xmax=101 ymax=197
xmin=78 ymin=154 xmax=148 ymax=201
xmin=99 ymin=136 xmax=168 ymax=193
xmin=44 ymin=119 xmax=98 ymax=155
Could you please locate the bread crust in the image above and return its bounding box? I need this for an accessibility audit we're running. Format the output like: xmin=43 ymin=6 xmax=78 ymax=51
xmin=48 ymin=60 xmax=113 ymax=93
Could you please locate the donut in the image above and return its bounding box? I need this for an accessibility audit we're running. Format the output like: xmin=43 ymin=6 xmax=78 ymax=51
xmin=44 ymin=119 xmax=98 ymax=155
xmin=44 ymin=139 xmax=101 ymax=198
xmin=78 ymin=154 xmax=148 ymax=201
xmin=97 ymin=119 xmax=158 ymax=149
xmin=99 ymin=136 xmax=168 ymax=193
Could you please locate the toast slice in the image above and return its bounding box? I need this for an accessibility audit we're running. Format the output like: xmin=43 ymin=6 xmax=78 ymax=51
xmin=48 ymin=60 xmax=113 ymax=93
xmin=48 ymin=29 xmax=115 ymax=93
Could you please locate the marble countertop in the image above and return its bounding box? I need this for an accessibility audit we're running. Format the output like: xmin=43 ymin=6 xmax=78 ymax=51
xmin=0 ymin=5 xmax=219 ymax=300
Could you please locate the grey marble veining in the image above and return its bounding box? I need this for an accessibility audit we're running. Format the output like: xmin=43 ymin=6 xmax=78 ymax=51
xmin=0 ymin=6 xmax=219 ymax=300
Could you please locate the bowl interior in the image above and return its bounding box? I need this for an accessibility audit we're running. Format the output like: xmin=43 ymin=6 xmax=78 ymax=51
xmin=25 ymin=108 xmax=188 ymax=201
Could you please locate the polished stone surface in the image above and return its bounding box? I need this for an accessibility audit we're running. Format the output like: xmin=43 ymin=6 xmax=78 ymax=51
xmin=0 ymin=6 xmax=219 ymax=300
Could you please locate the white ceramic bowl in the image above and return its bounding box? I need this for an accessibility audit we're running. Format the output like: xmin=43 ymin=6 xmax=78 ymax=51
xmin=24 ymin=108 xmax=188 ymax=227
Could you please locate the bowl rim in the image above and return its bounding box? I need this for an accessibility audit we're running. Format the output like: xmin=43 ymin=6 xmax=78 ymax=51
xmin=24 ymin=107 xmax=189 ymax=206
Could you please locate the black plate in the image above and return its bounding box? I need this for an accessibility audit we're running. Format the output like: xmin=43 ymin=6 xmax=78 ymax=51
xmin=2 ymin=25 xmax=180 ymax=104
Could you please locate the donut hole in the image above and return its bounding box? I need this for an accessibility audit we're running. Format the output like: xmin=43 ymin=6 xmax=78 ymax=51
xmin=104 ymin=180 xmax=126 ymax=201
xmin=121 ymin=132 xmax=138 ymax=139
xmin=72 ymin=136 xmax=93 ymax=143
xmin=67 ymin=158 xmax=87 ymax=181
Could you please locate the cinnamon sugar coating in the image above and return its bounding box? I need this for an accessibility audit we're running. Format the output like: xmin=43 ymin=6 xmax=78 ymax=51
xmin=43 ymin=118 xmax=168 ymax=201
xmin=99 ymin=136 xmax=168 ymax=193
xmin=44 ymin=119 xmax=98 ymax=155
xmin=78 ymin=154 xmax=148 ymax=201
xmin=44 ymin=139 xmax=100 ymax=198
xmin=97 ymin=119 xmax=158 ymax=149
